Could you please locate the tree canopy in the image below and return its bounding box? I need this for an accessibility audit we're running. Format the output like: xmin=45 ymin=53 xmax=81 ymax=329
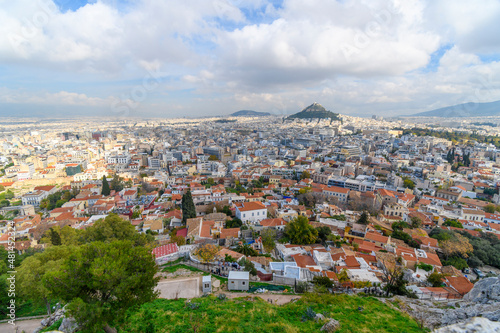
xmin=44 ymin=240 xmax=159 ymax=332
xmin=284 ymin=215 xmax=318 ymax=245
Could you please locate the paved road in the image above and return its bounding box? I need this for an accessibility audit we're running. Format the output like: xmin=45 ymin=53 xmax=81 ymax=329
xmin=0 ymin=318 xmax=44 ymax=333
xmin=156 ymin=277 xmax=200 ymax=299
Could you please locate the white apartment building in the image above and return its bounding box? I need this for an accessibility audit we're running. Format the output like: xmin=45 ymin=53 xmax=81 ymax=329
xmin=235 ymin=201 xmax=267 ymax=224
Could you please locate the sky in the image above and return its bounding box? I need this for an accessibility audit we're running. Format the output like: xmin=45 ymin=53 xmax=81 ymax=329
xmin=1 ymin=0 xmax=500 ymax=118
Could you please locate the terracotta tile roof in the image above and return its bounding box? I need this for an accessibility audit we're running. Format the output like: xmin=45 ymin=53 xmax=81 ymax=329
xmin=419 ymin=252 xmax=442 ymax=267
xmin=220 ymin=227 xmax=240 ymax=239
xmin=365 ymin=232 xmax=389 ymax=244
xmin=344 ymin=255 xmax=360 ymax=268
xmin=235 ymin=201 xmax=266 ymax=212
xmin=217 ymin=248 xmax=244 ymax=261
xmin=199 ymin=220 xmax=215 ymax=238
xmin=292 ymin=254 xmax=316 ymax=268
xmin=260 ymin=218 xmax=287 ymax=227
xmin=152 ymin=243 xmax=179 ymax=258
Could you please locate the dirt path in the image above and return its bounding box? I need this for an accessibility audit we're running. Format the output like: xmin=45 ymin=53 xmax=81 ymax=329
xmin=0 ymin=318 xmax=44 ymax=333
xmin=223 ymin=292 xmax=301 ymax=305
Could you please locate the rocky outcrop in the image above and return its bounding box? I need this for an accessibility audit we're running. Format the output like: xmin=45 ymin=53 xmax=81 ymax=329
xmin=33 ymin=305 xmax=79 ymax=333
xmin=58 ymin=317 xmax=79 ymax=333
xmin=433 ymin=317 xmax=500 ymax=333
xmin=320 ymin=318 xmax=340 ymax=332
xmin=385 ymin=277 xmax=500 ymax=330
xmin=464 ymin=277 xmax=500 ymax=303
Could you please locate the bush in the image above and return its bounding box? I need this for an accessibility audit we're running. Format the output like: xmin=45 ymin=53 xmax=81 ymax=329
xmin=312 ymin=276 xmax=333 ymax=289
xmin=295 ymin=281 xmax=309 ymax=294
xmin=302 ymin=307 xmax=316 ymax=322
xmin=443 ymin=256 xmax=468 ymax=270
xmin=415 ymin=262 xmax=433 ymax=272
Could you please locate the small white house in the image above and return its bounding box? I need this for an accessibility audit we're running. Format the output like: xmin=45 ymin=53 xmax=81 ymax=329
xmin=228 ymin=271 xmax=249 ymax=291
xmin=202 ymin=275 xmax=212 ymax=293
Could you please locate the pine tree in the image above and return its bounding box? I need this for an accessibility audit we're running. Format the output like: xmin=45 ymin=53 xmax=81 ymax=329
xmin=101 ymin=176 xmax=110 ymax=196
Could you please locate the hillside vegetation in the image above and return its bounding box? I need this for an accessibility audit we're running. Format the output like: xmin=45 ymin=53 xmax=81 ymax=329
xmin=287 ymin=103 xmax=340 ymax=120
xmin=119 ymin=293 xmax=425 ymax=333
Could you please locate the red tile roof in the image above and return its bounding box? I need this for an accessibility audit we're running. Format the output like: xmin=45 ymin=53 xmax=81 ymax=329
xmin=152 ymin=243 xmax=179 ymax=258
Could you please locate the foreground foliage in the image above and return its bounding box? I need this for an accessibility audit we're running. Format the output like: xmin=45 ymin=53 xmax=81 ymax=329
xmin=119 ymin=293 xmax=426 ymax=333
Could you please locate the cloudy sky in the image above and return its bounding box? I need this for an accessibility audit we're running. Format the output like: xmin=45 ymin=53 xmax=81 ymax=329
xmin=1 ymin=0 xmax=500 ymax=118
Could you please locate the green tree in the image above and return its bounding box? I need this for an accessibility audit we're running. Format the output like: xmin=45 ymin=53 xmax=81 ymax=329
xmin=222 ymin=205 xmax=232 ymax=216
xmin=240 ymin=258 xmax=257 ymax=276
xmin=403 ymin=178 xmax=415 ymax=190
xmin=235 ymin=244 xmax=258 ymax=256
xmin=4 ymin=190 xmax=14 ymax=200
xmin=181 ymin=190 xmax=196 ymax=223
xmin=81 ymin=214 xmax=154 ymax=247
xmin=49 ymin=228 xmax=62 ymax=246
xmin=443 ymin=256 xmax=468 ymax=270
xmin=0 ymin=199 xmax=9 ymax=208
xmin=410 ymin=216 xmax=422 ymax=229
xmin=443 ymin=219 xmax=463 ymax=228
xmin=110 ymin=174 xmax=124 ymax=192
xmin=316 ymin=226 xmax=332 ymax=243
xmin=312 ymin=276 xmax=333 ymax=289
xmin=224 ymin=254 xmax=235 ymax=262
xmin=101 ymin=176 xmax=111 ymax=196
xmin=284 ymin=215 xmax=318 ymax=245
xmin=484 ymin=204 xmax=496 ymax=214
xmin=17 ymin=245 xmax=74 ymax=315
xmin=44 ymin=240 xmax=159 ymax=333
xmin=357 ymin=212 xmax=369 ymax=225
xmin=300 ymin=171 xmax=311 ymax=180
xmin=337 ymin=269 xmax=350 ymax=283
xmin=225 ymin=218 xmax=242 ymax=229
xmin=261 ymin=229 xmax=276 ymax=253
xmin=427 ymin=272 xmax=445 ymax=287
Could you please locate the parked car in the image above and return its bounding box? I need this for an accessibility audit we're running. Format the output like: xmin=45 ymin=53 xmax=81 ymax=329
xmin=474 ymin=268 xmax=485 ymax=278
xmin=463 ymin=268 xmax=471 ymax=274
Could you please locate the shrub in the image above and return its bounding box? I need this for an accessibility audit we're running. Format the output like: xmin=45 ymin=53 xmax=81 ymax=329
xmin=302 ymin=307 xmax=316 ymax=322
xmin=295 ymin=281 xmax=309 ymax=294
xmin=416 ymin=262 xmax=433 ymax=272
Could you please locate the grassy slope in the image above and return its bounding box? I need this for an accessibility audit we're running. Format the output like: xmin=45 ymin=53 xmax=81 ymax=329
xmin=119 ymin=293 xmax=426 ymax=333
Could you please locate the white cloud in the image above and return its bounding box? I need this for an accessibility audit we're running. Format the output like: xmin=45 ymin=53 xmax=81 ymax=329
xmin=0 ymin=0 xmax=500 ymax=117
xmin=0 ymin=88 xmax=117 ymax=106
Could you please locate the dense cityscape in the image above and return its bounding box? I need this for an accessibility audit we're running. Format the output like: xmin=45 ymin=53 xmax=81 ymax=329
xmin=2 ymin=108 xmax=500 ymax=332
xmin=2 ymin=0 xmax=500 ymax=332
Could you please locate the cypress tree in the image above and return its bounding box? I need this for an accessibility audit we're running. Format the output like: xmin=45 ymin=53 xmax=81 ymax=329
xmin=49 ymin=228 xmax=62 ymax=246
xmin=101 ymin=175 xmax=111 ymax=196
xmin=182 ymin=190 xmax=196 ymax=223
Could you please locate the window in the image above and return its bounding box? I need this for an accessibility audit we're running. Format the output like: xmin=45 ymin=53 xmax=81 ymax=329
xmin=252 ymin=213 xmax=254 ymax=217
xmin=242 ymin=281 xmax=245 ymax=285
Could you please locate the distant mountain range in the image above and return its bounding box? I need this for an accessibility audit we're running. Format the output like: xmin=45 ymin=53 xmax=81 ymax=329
xmin=230 ymin=110 xmax=271 ymax=117
xmin=408 ymin=100 xmax=500 ymax=117
xmin=287 ymin=103 xmax=340 ymax=120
